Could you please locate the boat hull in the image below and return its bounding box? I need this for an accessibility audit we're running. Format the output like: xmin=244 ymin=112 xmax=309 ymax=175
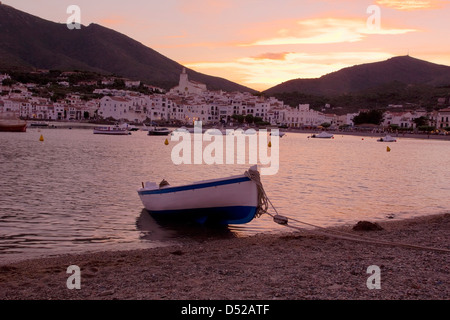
xmin=138 ymin=175 xmax=258 ymax=225
xmin=149 ymin=206 xmax=257 ymax=225
xmin=311 ymin=133 xmax=334 ymax=139
xmin=148 ymin=131 xmax=171 ymax=136
xmin=147 ymin=128 xmax=171 ymax=136
xmin=0 ymin=123 xmax=27 ymax=132
xmin=377 ymin=136 xmax=397 ymax=142
xmin=93 ymin=127 xmax=129 ymax=135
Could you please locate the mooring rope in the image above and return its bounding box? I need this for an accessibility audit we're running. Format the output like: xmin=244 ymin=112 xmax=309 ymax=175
xmin=245 ymin=169 xmax=450 ymax=254
xmin=245 ymin=169 xmax=270 ymax=218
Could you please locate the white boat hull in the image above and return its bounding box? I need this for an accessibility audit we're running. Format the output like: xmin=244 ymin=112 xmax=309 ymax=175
xmin=311 ymin=132 xmax=334 ymax=139
xmin=138 ymin=174 xmax=258 ymax=225
xmin=378 ymin=136 xmax=397 ymax=142
xmin=93 ymin=126 xmax=129 ymax=135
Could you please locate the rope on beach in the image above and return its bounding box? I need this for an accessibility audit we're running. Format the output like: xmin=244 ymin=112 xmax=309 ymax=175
xmin=245 ymin=169 xmax=450 ymax=254
xmin=245 ymin=169 xmax=270 ymax=218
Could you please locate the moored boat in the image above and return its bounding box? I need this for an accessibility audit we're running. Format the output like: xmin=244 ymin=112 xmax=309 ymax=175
xmin=311 ymin=132 xmax=334 ymax=139
xmin=0 ymin=113 xmax=27 ymax=132
xmin=147 ymin=127 xmax=172 ymax=136
xmin=205 ymin=127 xmax=227 ymax=135
xmin=30 ymin=121 xmax=49 ymax=128
xmin=377 ymin=135 xmax=397 ymax=142
xmin=93 ymin=124 xmax=130 ymax=135
xmin=270 ymin=131 xmax=286 ymax=138
xmin=120 ymin=123 xmax=140 ymax=131
xmin=138 ymin=166 xmax=260 ymax=225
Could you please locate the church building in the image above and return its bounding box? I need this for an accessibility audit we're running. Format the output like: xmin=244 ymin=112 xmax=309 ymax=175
xmin=169 ymin=68 xmax=207 ymax=96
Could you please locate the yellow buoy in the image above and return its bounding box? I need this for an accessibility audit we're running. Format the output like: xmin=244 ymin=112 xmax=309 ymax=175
xmin=387 ymin=146 xmax=391 ymax=152
xmin=268 ymin=141 xmax=272 ymax=148
xmin=164 ymin=139 xmax=169 ymax=146
xmin=39 ymin=135 xmax=44 ymax=142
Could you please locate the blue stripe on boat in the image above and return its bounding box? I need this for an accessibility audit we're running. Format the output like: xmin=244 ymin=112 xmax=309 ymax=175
xmin=138 ymin=176 xmax=251 ymax=195
xmin=148 ymin=206 xmax=257 ymax=225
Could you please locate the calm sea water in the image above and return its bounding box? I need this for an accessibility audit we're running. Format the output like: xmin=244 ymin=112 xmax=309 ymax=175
xmin=1 ymin=126 xmax=449 ymax=263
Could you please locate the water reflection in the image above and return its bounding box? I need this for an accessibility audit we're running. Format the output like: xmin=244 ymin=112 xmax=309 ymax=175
xmin=136 ymin=209 xmax=237 ymax=242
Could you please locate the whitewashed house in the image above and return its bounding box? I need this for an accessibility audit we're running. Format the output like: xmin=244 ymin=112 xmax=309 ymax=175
xmin=125 ymin=80 xmax=141 ymax=88
xmin=282 ymin=104 xmax=323 ymax=128
xmin=437 ymin=108 xmax=450 ymax=129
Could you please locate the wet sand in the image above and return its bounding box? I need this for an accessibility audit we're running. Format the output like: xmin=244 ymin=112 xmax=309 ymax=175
xmin=0 ymin=214 xmax=448 ymax=300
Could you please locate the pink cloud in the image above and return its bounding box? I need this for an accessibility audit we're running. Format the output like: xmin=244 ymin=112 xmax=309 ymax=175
xmin=242 ymin=17 xmax=417 ymax=46
xmin=376 ymin=0 xmax=447 ymax=10
xmin=252 ymin=52 xmax=292 ymax=60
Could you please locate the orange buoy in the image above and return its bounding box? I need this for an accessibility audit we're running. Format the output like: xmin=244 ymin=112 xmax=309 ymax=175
xmin=39 ymin=135 xmax=44 ymax=142
xmin=164 ymin=139 xmax=169 ymax=146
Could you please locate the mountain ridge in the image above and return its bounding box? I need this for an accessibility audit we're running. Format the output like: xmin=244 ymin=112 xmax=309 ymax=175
xmin=2 ymin=4 xmax=450 ymax=98
xmin=0 ymin=4 xmax=257 ymax=93
xmin=264 ymin=55 xmax=450 ymax=96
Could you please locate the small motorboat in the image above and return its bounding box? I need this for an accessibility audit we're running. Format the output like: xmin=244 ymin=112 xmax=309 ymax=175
xmin=378 ymin=135 xmax=397 ymax=142
xmin=138 ymin=166 xmax=260 ymax=225
xmin=226 ymin=128 xmax=257 ymax=136
xmin=147 ymin=127 xmax=172 ymax=136
xmin=30 ymin=121 xmax=49 ymax=128
xmin=119 ymin=123 xmax=139 ymax=131
xmin=206 ymin=127 xmax=227 ymax=135
xmin=93 ymin=124 xmax=130 ymax=135
xmin=270 ymin=131 xmax=286 ymax=138
xmin=311 ymin=132 xmax=334 ymax=139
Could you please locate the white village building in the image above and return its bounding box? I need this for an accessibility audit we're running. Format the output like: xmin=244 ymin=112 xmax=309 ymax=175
xmin=169 ymin=68 xmax=207 ymax=96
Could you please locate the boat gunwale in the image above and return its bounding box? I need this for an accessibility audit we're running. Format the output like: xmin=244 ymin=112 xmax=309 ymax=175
xmin=138 ymin=176 xmax=251 ymax=196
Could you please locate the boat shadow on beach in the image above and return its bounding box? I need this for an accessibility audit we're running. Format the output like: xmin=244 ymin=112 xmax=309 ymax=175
xmin=136 ymin=209 xmax=239 ymax=243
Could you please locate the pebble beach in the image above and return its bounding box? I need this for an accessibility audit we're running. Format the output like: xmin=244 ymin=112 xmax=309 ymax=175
xmin=0 ymin=214 xmax=448 ymax=301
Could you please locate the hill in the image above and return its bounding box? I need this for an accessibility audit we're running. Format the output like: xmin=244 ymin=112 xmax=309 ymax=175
xmin=0 ymin=4 xmax=256 ymax=93
xmin=264 ymin=56 xmax=450 ymax=97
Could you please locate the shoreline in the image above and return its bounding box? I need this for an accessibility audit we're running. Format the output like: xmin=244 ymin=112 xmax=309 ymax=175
xmin=27 ymin=122 xmax=450 ymax=141
xmin=284 ymin=128 xmax=450 ymax=141
xmin=0 ymin=213 xmax=448 ymax=300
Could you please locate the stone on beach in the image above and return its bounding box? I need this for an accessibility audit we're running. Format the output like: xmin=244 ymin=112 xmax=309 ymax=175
xmin=352 ymin=221 xmax=384 ymax=231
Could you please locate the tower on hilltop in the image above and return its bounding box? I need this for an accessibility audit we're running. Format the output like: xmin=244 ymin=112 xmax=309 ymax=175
xmin=169 ymin=68 xmax=207 ymax=95
xmin=179 ymin=67 xmax=189 ymax=88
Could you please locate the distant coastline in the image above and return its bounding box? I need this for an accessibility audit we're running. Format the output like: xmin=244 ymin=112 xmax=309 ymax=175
xmin=25 ymin=120 xmax=450 ymax=141
xmin=284 ymin=128 xmax=450 ymax=141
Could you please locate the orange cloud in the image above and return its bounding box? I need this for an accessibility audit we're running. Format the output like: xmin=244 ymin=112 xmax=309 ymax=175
xmin=185 ymin=51 xmax=395 ymax=91
xmin=252 ymin=52 xmax=292 ymax=60
xmin=242 ymin=17 xmax=416 ymax=46
xmin=376 ymin=0 xmax=446 ymax=10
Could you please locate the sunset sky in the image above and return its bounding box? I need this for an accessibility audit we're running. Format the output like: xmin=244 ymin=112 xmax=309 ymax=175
xmin=5 ymin=0 xmax=450 ymax=91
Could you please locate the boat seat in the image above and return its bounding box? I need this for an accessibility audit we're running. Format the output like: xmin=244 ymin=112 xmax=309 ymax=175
xmin=144 ymin=182 xmax=158 ymax=190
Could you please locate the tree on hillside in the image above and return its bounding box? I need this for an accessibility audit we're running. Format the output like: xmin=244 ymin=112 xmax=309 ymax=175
xmin=1 ymin=78 xmax=15 ymax=86
xmin=245 ymin=114 xmax=254 ymax=124
xmin=353 ymin=110 xmax=384 ymax=125
xmin=413 ymin=116 xmax=429 ymax=127
xmin=232 ymin=114 xmax=245 ymax=124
